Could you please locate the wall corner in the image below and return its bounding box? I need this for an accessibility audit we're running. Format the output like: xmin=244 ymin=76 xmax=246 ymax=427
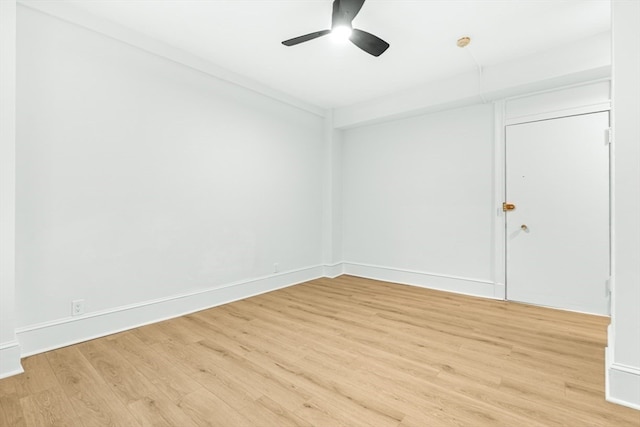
xmin=0 ymin=0 xmax=22 ymax=379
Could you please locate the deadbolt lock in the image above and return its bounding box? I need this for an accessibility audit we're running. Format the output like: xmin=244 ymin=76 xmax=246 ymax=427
xmin=502 ymin=202 xmax=516 ymax=212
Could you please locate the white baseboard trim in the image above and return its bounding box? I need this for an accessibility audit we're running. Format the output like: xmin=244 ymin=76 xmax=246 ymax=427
xmin=16 ymin=265 xmax=324 ymax=358
xmin=323 ymin=262 xmax=344 ymax=278
xmin=0 ymin=341 xmax=24 ymax=379
xmin=342 ymin=262 xmax=500 ymax=300
xmin=606 ymin=349 xmax=640 ymax=410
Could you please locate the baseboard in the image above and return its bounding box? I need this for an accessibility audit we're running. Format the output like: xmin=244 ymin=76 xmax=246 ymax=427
xmin=0 ymin=341 xmax=24 ymax=379
xmin=323 ymin=262 xmax=344 ymax=278
xmin=606 ymin=349 xmax=640 ymax=410
xmin=493 ymin=282 xmax=506 ymax=299
xmin=16 ymin=265 xmax=325 ymax=358
xmin=342 ymin=262 xmax=500 ymax=300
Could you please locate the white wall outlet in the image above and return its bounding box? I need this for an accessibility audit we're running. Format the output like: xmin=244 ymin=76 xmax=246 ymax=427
xmin=273 ymin=263 xmax=279 ymax=273
xmin=72 ymin=299 xmax=85 ymax=316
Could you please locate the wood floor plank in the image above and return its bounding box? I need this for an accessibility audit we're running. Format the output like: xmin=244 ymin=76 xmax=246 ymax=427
xmin=45 ymin=346 xmax=141 ymax=427
xmin=127 ymin=398 xmax=174 ymax=427
xmin=171 ymin=343 xmax=259 ymax=410
xmin=20 ymin=386 xmax=80 ymax=427
xmin=176 ymin=388 xmax=253 ymax=427
xmin=191 ymin=338 xmax=313 ymax=411
xmin=2 ymin=275 xmax=638 ymax=426
xmin=12 ymin=355 xmax=59 ymax=398
xmin=128 ymin=394 xmax=199 ymax=427
xmin=108 ymin=332 xmax=201 ymax=403
xmin=244 ymin=395 xmax=312 ymax=427
xmin=0 ymin=401 xmax=8 ymax=427
xmin=76 ymin=339 xmax=161 ymax=406
xmin=0 ymin=393 xmax=27 ymax=427
xmin=150 ymin=317 xmax=205 ymax=345
xmin=292 ymin=399 xmax=355 ymax=427
xmin=128 ymin=323 xmax=172 ymax=346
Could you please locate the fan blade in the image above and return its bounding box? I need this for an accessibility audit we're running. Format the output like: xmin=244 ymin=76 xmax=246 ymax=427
xmin=349 ymin=28 xmax=389 ymax=56
xmin=282 ymin=30 xmax=331 ymax=46
xmin=332 ymin=0 xmax=366 ymax=27
xmin=342 ymin=0 xmax=366 ymax=20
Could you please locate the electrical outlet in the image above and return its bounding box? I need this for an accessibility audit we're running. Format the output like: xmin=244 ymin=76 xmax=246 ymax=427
xmin=72 ymin=299 xmax=85 ymax=316
xmin=273 ymin=263 xmax=279 ymax=273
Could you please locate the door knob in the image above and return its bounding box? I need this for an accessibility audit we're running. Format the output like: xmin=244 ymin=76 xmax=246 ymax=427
xmin=521 ymin=224 xmax=528 ymax=231
xmin=503 ymin=202 xmax=516 ymax=212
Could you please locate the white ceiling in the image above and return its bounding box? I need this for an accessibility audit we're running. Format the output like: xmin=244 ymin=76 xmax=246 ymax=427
xmin=30 ymin=0 xmax=610 ymax=109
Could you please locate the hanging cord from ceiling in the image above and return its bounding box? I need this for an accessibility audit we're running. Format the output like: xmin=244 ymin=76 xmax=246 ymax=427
xmin=457 ymin=37 xmax=487 ymax=104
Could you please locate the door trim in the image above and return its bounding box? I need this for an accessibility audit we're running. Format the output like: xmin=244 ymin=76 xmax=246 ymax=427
xmin=505 ymin=103 xmax=611 ymax=126
xmin=492 ymin=100 xmax=507 ymax=299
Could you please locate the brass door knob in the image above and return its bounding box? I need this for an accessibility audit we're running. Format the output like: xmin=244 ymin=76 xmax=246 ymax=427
xmin=503 ymin=202 xmax=516 ymax=212
xmin=521 ymin=224 xmax=528 ymax=231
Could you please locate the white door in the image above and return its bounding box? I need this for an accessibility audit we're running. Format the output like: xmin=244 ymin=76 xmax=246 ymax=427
xmin=505 ymin=111 xmax=610 ymax=315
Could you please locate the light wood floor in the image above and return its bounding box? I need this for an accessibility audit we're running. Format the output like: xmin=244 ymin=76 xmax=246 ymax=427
xmin=1 ymin=276 xmax=638 ymax=426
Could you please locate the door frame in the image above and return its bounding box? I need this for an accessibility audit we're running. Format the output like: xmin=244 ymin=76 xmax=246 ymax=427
xmin=491 ymin=79 xmax=612 ymax=305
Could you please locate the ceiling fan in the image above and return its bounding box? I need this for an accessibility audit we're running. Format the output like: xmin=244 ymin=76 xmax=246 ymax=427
xmin=281 ymin=0 xmax=390 ymax=57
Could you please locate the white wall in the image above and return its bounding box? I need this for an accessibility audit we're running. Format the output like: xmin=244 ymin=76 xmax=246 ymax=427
xmin=341 ymin=104 xmax=497 ymax=297
xmin=608 ymin=0 xmax=640 ymax=410
xmin=321 ymin=111 xmax=344 ymax=278
xmin=14 ymin=6 xmax=325 ymax=353
xmin=0 ymin=0 xmax=23 ymax=378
